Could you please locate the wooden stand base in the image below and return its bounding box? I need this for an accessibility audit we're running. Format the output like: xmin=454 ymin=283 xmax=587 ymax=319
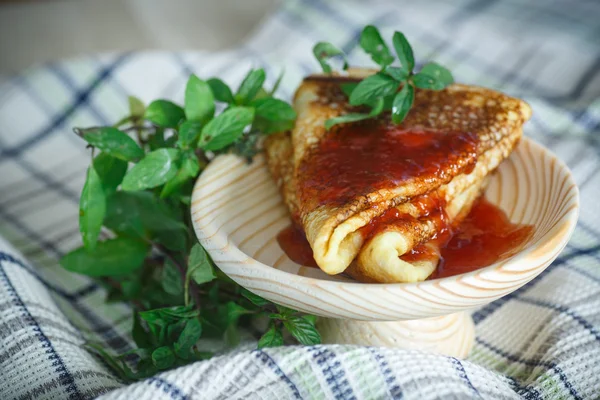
xmin=317 ymin=312 xmax=474 ymax=358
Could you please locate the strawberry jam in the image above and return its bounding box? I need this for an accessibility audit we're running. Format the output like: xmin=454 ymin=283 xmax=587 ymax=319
xmin=297 ymin=122 xmax=479 ymax=209
xmin=276 ymin=197 xmax=533 ymax=279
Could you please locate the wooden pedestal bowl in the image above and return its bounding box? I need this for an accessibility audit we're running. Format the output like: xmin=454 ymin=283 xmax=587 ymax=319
xmin=191 ymin=138 xmax=578 ymax=358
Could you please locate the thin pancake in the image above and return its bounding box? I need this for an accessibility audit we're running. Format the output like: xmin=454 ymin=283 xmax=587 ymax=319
xmin=265 ymin=69 xmax=531 ymax=282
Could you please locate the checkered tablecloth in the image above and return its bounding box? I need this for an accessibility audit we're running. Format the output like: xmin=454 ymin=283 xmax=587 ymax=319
xmin=1 ymin=0 xmax=599 ymax=399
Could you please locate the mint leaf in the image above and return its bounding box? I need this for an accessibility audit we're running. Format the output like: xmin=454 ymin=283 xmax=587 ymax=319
xmin=349 ymin=73 xmax=399 ymax=106
xmin=252 ymin=87 xmax=270 ymax=101
xmin=185 ymin=75 xmax=215 ymax=124
xmin=79 ymin=165 xmax=106 ymax=251
xmin=198 ymin=106 xmax=254 ymax=151
xmin=85 ymin=343 xmax=129 ymax=381
xmin=120 ymin=279 xmax=141 ymax=300
xmin=104 ymin=191 xmax=186 ymax=237
xmin=392 ymin=31 xmax=415 ymax=72
xmin=251 ymin=98 xmax=297 ymax=122
xmin=152 ymin=346 xmax=175 ymax=370
xmin=140 ymin=305 xmax=199 ymax=327
xmin=268 ymin=69 xmax=285 ymax=96
xmin=93 ymin=153 xmax=127 ymax=195
xmin=360 ymin=25 xmax=394 ymax=68
xmin=391 ymin=84 xmax=414 ymax=124
xmin=177 ymin=120 xmax=202 ymax=149
xmin=161 ymin=260 xmax=184 ymax=296
xmin=129 ymin=96 xmax=145 ymax=118
xmin=241 ymin=288 xmax=270 ymax=307
xmin=224 ymin=301 xmax=252 ymax=347
xmin=207 ymin=78 xmax=235 ymax=103
xmin=275 ymin=304 xmax=295 ymax=317
xmin=283 ymin=316 xmax=321 ymax=345
xmin=146 ymin=127 xmax=167 ymax=151
xmin=160 ymin=152 xmax=200 ymax=198
xmin=60 ymin=238 xmax=148 ymax=277
xmin=384 ymin=66 xmax=409 ymax=82
xmin=251 ymin=97 xmax=297 ymax=134
xmin=192 ymin=350 xmax=213 ymax=362
xmin=224 ymin=323 xmax=240 ymax=347
xmin=135 ymin=357 xmax=158 ymax=379
xmin=325 ymin=113 xmax=371 ymax=130
xmin=187 ymin=244 xmax=216 ymax=285
xmin=153 ymin=229 xmax=187 ymax=252
xmin=132 ymin=192 xmax=187 ymax=232
xmin=313 ymin=42 xmax=348 ymax=73
xmin=235 ymin=69 xmax=266 ymax=105
xmin=144 ymin=100 xmax=185 ymax=128
xmin=231 ymin=133 xmax=260 ymax=162
xmin=325 ymin=97 xmax=385 ymax=130
xmin=340 ymin=82 xmax=358 ymax=98
xmin=81 ymin=127 xmax=144 ymax=162
xmin=106 ymin=190 xmax=188 ymax=252
xmin=412 ymin=62 xmax=454 ymax=90
xmin=174 ymin=318 xmax=202 ymax=359
xmin=104 ymin=192 xmax=145 ymax=237
xmin=121 ymin=148 xmax=181 ymax=191
xmin=132 ymin=313 xmax=152 ymax=348
xmin=258 ymin=323 xmax=284 ymax=348
xmin=226 ymin=301 xmax=253 ymax=323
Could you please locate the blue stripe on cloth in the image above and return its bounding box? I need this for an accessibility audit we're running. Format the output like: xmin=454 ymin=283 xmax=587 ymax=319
xmin=444 ymin=0 xmax=500 ymax=24
xmin=147 ymin=377 xmax=189 ymax=400
xmin=472 ymin=244 xmax=600 ymax=324
xmin=449 ymin=357 xmax=482 ymax=399
xmin=47 ymin=63 xmax=111 ymax=126
xmin=0 ymin=258 xmax=84 ymax=400
xmin=307 ymin=346 xmax=357 ymax=400
xmin=0 ymin=251 xmax=129 ymax=352
xmin=476 ymin=338 xmax=581 ymax=400
xmin=505 ymin=376 xmax=541 ymax=400
xmin=253 ymin=350 xmax=302 ymax=399
xmin=367 ymin=348 xmax=403 ymax=399
xmin=0 ymin=207 xmax=65 ymax=258
xmin=515 ymin=297 xmax=600 ymax=342
xmin=71 ymin=301 xmax=131 ymax=352
xmin=563 ymin=264 xmax=600 ymax=285
xmin=0 ymin=148 xmax=80 ymax=204
xmin=4 ymin=74 xmax=94 ymax=154
xmin=0 ymin=53 xmax=131 ymax=158
xmin=0 ymin=169 xmax=83 ymax=209
xmin=0 ymin=250 xmax=96 ymax=301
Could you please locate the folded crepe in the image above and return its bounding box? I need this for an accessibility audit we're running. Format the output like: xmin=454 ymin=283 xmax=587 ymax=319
xmin=265 ymin=69 xmax=531 ymax=283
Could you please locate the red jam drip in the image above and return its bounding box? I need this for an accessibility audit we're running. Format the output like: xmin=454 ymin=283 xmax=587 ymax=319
xmin=297 ymin=122 xmax=479 ymax=208
xmin=276 ymin=225 xmax=318 ymax=268
xmin=430 ymin=197 xmax=534 ymax=278
xmin=276 ymin=196 xmax=534 ymax=279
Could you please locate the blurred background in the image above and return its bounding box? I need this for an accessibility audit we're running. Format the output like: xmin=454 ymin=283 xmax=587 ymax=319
xmin=0 ymin=0 xmax=278 ymax=81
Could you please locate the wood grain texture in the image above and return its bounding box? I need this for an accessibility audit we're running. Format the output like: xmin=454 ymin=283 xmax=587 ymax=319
xmin=317 ymin=312 xmax=474 ymax=358
xmin=191 ymin=138 xmax=578 ymax=355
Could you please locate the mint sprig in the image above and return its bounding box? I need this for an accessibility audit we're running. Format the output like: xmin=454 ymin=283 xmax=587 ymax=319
xmin=313 ymin=25 xmax=454 ymax=128
xmin=313 ymin=42 xmax=348 ymax=74
xmin=62 ymin=70 xmax=314 ymax=382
